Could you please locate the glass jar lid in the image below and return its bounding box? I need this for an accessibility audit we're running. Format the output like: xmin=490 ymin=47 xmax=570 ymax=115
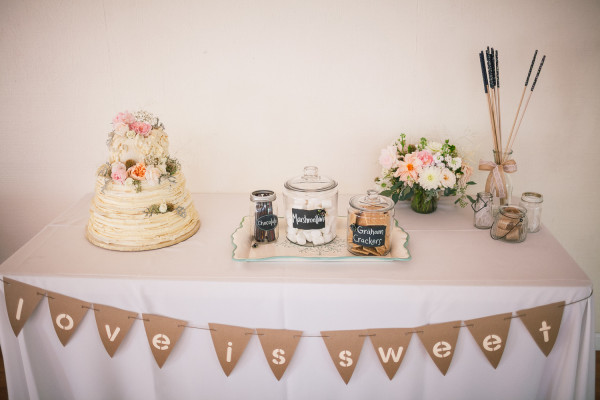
xmin=521 ymin=192 xmax=543 ymax=203
xmin=284 ymin=166 xmax=338 ymax=192
xmin=350 ymin=190 xmax=394 ymax=212
xmin=250 ymin=190 xmax=276 ymax=202
xmin=498 ymin=205 xmax=527 ymax=218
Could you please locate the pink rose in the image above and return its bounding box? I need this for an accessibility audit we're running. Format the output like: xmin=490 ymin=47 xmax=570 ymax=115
xmin=110 ymin=162 xmax=127 ymax=184
xmin=130 ymin=121 xmax=152 ymax=137
xmin=378 ymin=146 xmax=398 ymax=170
xmin=415 ymin=150 xmax=434 ymax=166
xmin=112 ymin=111 xmax=136 ymax=125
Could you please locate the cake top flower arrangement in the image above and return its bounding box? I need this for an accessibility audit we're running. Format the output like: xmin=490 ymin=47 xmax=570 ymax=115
xmin=375 ymin=134 xmax=475 ymax=213
xmin=98 ymin=110 xmax=180 ymax=193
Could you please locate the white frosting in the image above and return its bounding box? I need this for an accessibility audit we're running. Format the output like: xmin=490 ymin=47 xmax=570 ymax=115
xmin=109 ymin=128 xmax=169 ymax=164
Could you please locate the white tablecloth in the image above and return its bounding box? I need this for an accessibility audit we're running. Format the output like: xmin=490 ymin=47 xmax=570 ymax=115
xmin=0 ymin=193 xmax=594 ymax=400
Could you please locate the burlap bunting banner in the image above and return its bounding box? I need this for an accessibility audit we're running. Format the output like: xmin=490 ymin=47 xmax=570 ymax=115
xmin=142 ymin=313 xmax=186 ymax=368
xmin=256 ymin=328 xmax=302 ymax=380
xmin=93 ymin=304 xmax=138 ymax=358
xmin=417 ymin=321 xmax=461 ymax=376
xmin=47 ymin=291 xmax=91 ymax=346
xmin=209 ymin=323 xmax=254 ymax=376
xmin=321 ymin=329 xmax=368 ymax=384
xmin=517 ymin=302 xmax=565 ymax=356
xmin=3 ymin=277 xmax=44 ymax=337
xmin=367 ymin=328 xmax=413 ymax=380
xmin=465 ymin=312 xmax=512 ymax=369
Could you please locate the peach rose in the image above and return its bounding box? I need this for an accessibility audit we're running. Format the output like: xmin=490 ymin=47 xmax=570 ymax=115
xmin=128 ymin=162 xmax=146 ymax=180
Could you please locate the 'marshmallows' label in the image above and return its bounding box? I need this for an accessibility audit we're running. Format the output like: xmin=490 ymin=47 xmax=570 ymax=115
xmin=286 ymin=197 xmax=336 ymax=246
xmin=292 ymin=209 xmax=326 ymax=230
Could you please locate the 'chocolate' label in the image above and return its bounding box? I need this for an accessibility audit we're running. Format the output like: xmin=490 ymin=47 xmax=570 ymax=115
xmin=256 ymin=214 xmax=278 ymax=231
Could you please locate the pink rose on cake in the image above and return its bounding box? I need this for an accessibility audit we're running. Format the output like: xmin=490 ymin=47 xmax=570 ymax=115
xmin=145 ymin=166 xmax=162 ymax=186
xmin=130 ymin=121 xmax=152 ymax=137
xmin=110 ymin=162 xmax=127 ymax=184
xmin=113 ymin=111 xmax=136 ymax=126
xmin=128 ymin=162 xmax=147 ymax=180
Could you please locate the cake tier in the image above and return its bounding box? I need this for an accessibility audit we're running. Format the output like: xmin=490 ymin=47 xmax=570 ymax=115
xmin=87 ymin=171 xmax=199 ymax=251
xmin=109 ymin=127 xmax=169 ymax=164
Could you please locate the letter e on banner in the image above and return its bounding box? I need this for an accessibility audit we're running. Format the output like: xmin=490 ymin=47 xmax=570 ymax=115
xmin=142 ymin=314 xmax=186 ymax=368
xmin=256 ymin=328 xmax=302 ymax=380
xmin=47 ymin=291 xmax=91 ymax=346
xmin=417 ymin=321 xmax=461 ymax=376
xmin=2 ymin=277 xmax=45 ymax=337
xmin=465 ymin=312 xmax=512 ymax=369
xmin=94 ymin=304 xmax=138 ymax=358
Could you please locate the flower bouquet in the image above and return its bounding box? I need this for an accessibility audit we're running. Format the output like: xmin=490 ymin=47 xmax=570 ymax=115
xmin=375 ymin=134 xmax=475 ymax=213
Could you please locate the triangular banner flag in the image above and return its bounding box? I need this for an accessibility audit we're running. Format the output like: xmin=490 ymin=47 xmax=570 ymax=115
xmin=256 ymin=328 xmax=302 ymax=380
xmin=93 ymin=304 xmax=138 ymax=358
xmin=3 ymin=277 xmax=45 ymax=336
xmin=321 ymin=329 xmax=368 ymax=384
xmin=209 ymin=323 xmax=254 ymax=377
xmin=368 ymin=328 xmax=413 ymax=380
xmin=47 ymin=291 xmax=91 ymax=346
xmin=417 ymin=321 xmax=461 ymax=375
xmin=517 ymin=302 xmax=565 ymax=356
xmin=465 ymin=312 xmax=512 ymax=369
xmin=142 ymin=314 xmax=186 ymax=368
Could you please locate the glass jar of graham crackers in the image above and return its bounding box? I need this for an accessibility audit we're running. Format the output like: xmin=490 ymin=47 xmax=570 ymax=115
xmin=347 ymin=190 xmax=394 ymax=256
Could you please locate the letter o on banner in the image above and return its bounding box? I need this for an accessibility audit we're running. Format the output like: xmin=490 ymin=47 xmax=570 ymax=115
xmin=56 ymin=313 xmax=74 ymax=330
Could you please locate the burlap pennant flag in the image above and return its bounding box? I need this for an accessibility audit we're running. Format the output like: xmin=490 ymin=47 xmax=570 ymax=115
xmin=142 ymin=313 xmax=186 ymax=368
xmin=417 ymin=321 xmax=461 ymax=375
xmin=209 ymin=323 xmax=254 ymax=377
xmin=93 ymin=304 xmax=138 ymax=358
xmin=517 ymin=302 xmax=565 ymax=356
xmin=3 ymin=277 xmax=45 ymax=336
xmin=47 ymin=291 xmax=91 ymax=346
xmin=465 ymin=312 xmax=512 ymax=369
xmin=256 ymin=328 xmax=303 ymax=380
xmin=321 ymin=329 xmax=368 ymax=384
xmin=368 ymin=328 xmax=413 ymax=380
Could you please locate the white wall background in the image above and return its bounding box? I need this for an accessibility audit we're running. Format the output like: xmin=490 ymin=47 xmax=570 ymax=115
xmin=1 ymin=1 xmax=598 ymax=328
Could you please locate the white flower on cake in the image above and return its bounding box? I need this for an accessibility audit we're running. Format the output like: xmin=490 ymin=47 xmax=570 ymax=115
xmin=426 ymin=141 xmax=443 ymax=152
xmin=159 ymin=202 xmax=168 ymax=213
xmin=418 ymin=166 xmax=442 ymax=190
xmin=440 ymin=168 xmax=457 ymax=188
xmin=126 ymin=130 xmax=136 ymax=139
xmin=145 ymin=166 xmax=161 ymax=186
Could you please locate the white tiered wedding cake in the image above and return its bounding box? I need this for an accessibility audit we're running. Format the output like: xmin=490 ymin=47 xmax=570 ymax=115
xmin=86 ymin=110 xmax=200 ymax=251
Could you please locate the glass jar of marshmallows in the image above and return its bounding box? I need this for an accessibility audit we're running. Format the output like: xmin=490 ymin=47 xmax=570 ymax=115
xmin=283 ymin=166 xmax=338 ymax=246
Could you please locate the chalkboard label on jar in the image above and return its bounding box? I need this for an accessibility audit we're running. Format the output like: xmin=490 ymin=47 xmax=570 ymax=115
xmin=292 ymin=208 xmax=326 ymax=230
xmin=350 ymin=224 xmax=386 ymax=248
xmin=256 ymin=214 xmax=278 ymax=231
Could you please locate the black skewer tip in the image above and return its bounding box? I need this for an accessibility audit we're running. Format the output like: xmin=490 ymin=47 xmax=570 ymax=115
xmin=479 ymin=51 xmax=488 ymax=93
xmin=530 ymin=55 xmax=546 ymax=91
xmin=495 ymin=50 xmax=500 ymax=88
xmin=525 ymin=50 xmax=538 ymax=87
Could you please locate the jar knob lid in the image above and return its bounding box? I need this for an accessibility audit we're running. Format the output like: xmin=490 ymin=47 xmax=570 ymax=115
xmin=366 ymin=189 xmax=379 ymax=202
xmin=302 ymin=166 xmax=319 ymax=180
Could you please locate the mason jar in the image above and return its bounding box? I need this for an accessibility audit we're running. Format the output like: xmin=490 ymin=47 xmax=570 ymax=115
xmin=519 ymin=192 xmax=543 ymax=233
xmin=347 ymin=190 xmax=394 ymax=256
xmin=490 ymin=205 xmax=528 ymax=243
xmin=249 ymin=190 xmax=279 ymax=243
xmin=283 ymin=166 xmax=338 ymax=246
xmin=472 ymin=192 xmax=494 ymax=229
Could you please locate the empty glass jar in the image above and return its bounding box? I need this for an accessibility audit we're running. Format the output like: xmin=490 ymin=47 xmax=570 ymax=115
xmin=519 ymin=192 xmax=543 ymax=233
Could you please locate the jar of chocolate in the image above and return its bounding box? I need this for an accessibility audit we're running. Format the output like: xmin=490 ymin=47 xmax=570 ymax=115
xmin=283 ymin=166 xmax=338 ymax=246
xmin=490 ymin=205 xmax=528 ymax=243
xmin=250 ymin=190 xmax=279 ymax=243
xmin=347 ymin=190 xmax=394 ymax=256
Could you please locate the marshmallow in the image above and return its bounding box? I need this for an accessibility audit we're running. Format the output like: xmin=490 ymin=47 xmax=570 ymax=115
xmin=296 ymin=233 xmax=307 ymax=245
xmin=287 ymin=232 xmax=297 ymax=243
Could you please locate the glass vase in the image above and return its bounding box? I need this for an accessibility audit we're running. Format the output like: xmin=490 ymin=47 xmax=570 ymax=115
xmin=492 ymin=150 xmax=514 ymax=206
xmin=411 ymin=190 xmax=438 ymax=214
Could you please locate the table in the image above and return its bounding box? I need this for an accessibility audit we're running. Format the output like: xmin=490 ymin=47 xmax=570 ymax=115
xmin=0 ymin=193 xmax=594 ymax=399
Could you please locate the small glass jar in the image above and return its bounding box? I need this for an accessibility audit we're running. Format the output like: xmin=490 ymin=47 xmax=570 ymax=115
xmin=490 ymin=205 xmax=528 ymax=243
xmin=347 ymin=190 xmax=394 ymax=256
xmin=283 ymin=166 xmax=338 ymax=246
xmin=519 ymin=192 xmax=543 ymax=233
xmin=250 ymin=190 xmax=279 ymax=243
xmin=472 ymin=192 xmax=494 ymax=229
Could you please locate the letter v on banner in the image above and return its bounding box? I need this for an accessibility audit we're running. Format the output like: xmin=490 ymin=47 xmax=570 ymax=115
xmin=2 ymin=277 xmax=45 ymax=337
xmin=93 ymin=304 xmax=138 ymax=358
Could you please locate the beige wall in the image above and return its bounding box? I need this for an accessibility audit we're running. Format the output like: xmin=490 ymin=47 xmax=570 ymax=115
xmin=1 ymin=1 xmax=598 ymax=329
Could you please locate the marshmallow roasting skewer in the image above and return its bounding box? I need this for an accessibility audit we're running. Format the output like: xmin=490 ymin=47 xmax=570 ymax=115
xmin=478 ymin=47 xmax=546 ymax=164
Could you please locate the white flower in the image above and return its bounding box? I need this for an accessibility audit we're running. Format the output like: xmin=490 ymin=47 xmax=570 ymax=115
xmin=433 ymin=152 xmax=444 ymax=165
xmin=378 ymin=145 xmax=398 ymax=170
xmin=159 ymin=203 xmax=168 ymax=213
xmin=126 ymin=130 xmax=136 ymax=139
xmin=440 ymin=168 xmax=457 ymax=188
xmin=448 ymin=157 xmax=462 ymax=171
xmin=418 ymin=166 xmax=442 ymax=190
xmin=145 ymin=166 xmax=162 ymax=186
xmin=124 ymin=177 xmax=133 ymax=186
xmin=113 ymin=123 xmax=129 ymax=137
xmin=427 ymin=141 xmax=443 ymax=152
